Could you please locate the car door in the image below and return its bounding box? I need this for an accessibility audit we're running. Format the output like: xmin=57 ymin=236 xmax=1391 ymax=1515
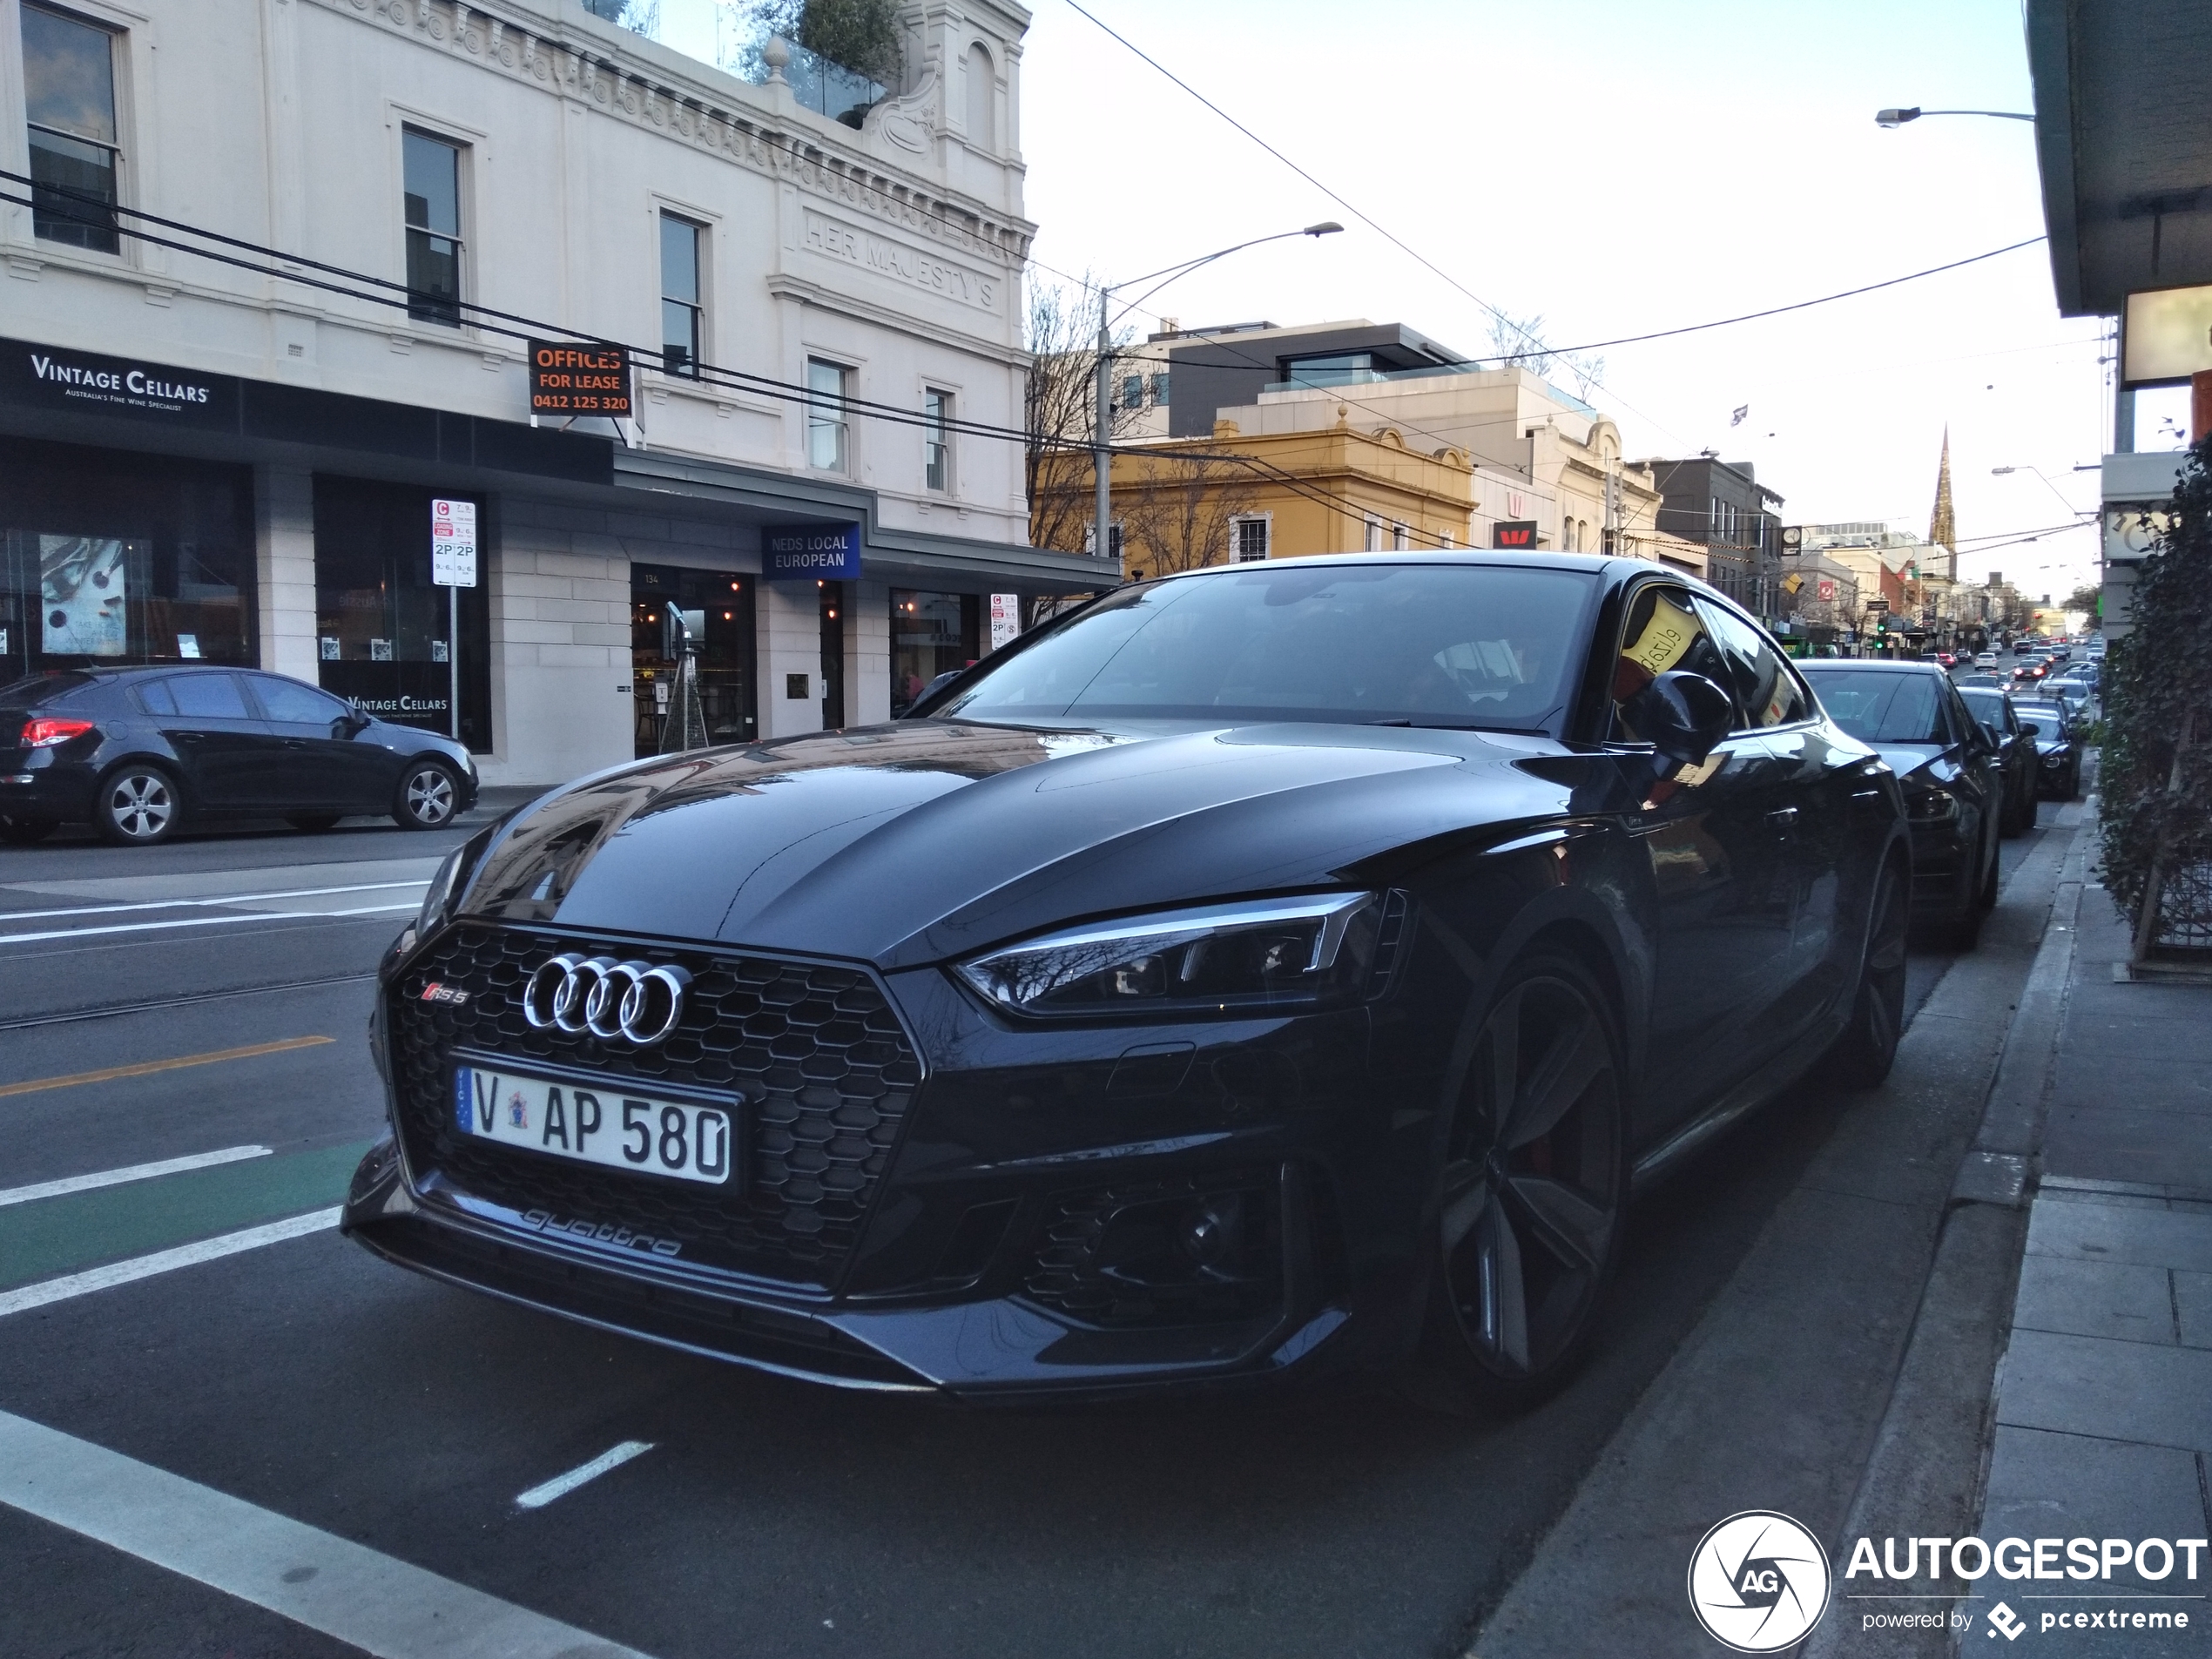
xmin=1693 ymin=597 xmax=1854 ymax=1026
xmin=243 ymin=672 xmax=396 ymax=813
xmin=1609 ymin=583 xmax=1799 ymax=1123
xmin=136 ymin=672 xmax=274 ymax=813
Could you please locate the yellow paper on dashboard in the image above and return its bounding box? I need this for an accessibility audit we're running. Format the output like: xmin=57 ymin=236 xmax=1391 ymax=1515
xmin=1621 ymin=591 xmax=1704 ymax=678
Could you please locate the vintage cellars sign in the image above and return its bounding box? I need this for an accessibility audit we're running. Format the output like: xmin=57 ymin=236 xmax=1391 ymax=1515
xmin=1 ymin=337 xmax=239 ymax=429
xmin=529 ymin=341 xmax=633 ymax=417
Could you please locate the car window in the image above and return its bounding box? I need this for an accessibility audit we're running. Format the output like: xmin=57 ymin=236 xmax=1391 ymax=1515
xmin=1801 ymin=670 xmax=1946 ymax=743
xmin=158 ymin=673 xmax=250 ymax=719
xmin=1957 ymin=687 xmax=2015 ymax=738
xmin=937 ymin=563 xmax=1597 ymax=732
xmin=250 ymin=674 xmax=351 ymax=725
xmin=1608 ymin=584 xmax=1736 ymax=741
xmin=134 ymin=678 xmax=176 ymax=716
xmin=1693 ymin=598 xmax=1809 ymax=729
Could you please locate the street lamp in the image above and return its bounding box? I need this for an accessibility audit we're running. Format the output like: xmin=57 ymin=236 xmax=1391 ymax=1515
xmin=1093 ymin=223 xmax=1344 ymax=573
xmin=1875 ymin=106 xmax=2033 ymax=127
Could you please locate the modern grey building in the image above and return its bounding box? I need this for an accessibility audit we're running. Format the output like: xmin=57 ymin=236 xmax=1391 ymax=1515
xmin=1638 ymin=455 xmax=1784 ymax=617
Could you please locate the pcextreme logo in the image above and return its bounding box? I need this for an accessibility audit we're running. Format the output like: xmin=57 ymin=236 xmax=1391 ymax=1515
xmin=1688 ymin=1511 xmax=1832 ymax=1652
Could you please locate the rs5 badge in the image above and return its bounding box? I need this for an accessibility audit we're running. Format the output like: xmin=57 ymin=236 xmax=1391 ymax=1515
xmin=419 ymin=982 xmax=470 ymax=1006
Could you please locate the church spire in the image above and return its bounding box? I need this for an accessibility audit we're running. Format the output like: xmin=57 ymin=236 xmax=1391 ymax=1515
xmin=1928 ymin=428 xmax=1958 ymax=580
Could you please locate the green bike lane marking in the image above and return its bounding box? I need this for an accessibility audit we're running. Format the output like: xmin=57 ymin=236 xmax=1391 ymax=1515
xmin=0 ymin=1141 xmax=374 ymax=1293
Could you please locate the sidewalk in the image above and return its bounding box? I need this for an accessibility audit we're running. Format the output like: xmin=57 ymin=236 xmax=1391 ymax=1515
xmin=1967 ymin=869 xmax=2212 ymax=1654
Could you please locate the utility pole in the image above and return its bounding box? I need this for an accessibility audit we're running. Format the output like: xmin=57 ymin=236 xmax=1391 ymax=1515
xmin=1095 ymin=288 xmax=1113 ymax=573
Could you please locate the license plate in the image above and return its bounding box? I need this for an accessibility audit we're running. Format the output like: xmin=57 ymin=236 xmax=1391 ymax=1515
xmin=453 ymin=1064 xmax=735 ymax=1186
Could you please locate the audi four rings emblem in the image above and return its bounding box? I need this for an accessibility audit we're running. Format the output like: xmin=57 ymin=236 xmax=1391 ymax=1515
xmin=523 ymin=954 xmax=691 ymax=1045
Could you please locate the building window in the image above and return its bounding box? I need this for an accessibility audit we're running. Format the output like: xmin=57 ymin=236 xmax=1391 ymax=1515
xmin=1364 ymin=516 xmax=1382 ymax=552
xmin=1121 ymin=374 xmax=1145 ymax=411
xmin=23 ymin=3 xmax=122 ymax=254
xmin=402 ymin=129 xmax=463 ymax=327
xmin=1148 ymin=372 xmax=1170 ymax=406
xmin=923 ymin=388 xmax=951 ymax=491
xmin=965 ymin=42 xmax=994 ymax=148
xmin=1392 ymin=523 xmax=1410 ymax=550
xmin=806 ymin=359 xmax=849 ymax=471
xmin=659 ymin=212 xmax=704 ymax=378
xmin=1232 ymin=517 xmax=1269 ymax=562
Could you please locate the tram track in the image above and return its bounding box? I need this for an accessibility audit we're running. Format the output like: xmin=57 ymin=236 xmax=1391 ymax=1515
xmin=0 ymin=972 xmax=380 ymax=1033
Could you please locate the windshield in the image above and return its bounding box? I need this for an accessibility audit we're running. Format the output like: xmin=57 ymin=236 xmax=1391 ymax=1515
xmin=2014 ymin=702 xmax=2065 ymax=728
xmin=1805 ymin=670 xmax=1946 ymax=743
xmin=934 ymin=563 xmax=1598 ymax=731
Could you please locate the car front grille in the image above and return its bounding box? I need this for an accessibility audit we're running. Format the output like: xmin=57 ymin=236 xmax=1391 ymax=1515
xmin=387 ymin=922 xmax=922 ymax=1291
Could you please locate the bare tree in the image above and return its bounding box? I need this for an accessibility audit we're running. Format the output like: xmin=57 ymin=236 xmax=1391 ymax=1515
xmin=1024 ymin=269 xmax=1143 ymax=555
xmin=1484 ymin=308 xmax=1607 ymax=403
xmin=1119 ymin=455 xmax=1264 ymax=577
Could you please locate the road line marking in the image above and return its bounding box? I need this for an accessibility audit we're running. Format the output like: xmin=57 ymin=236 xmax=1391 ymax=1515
xmin=0 ymin=1410 xmax=657 ymax=1659
xmin=0 ymin=906 xmax=414 ymax=946
xmin=0 ymin=1145 xmax=272 ymax=1208
xmin=516 ymin=1441 xmax=656 ymax=1510
xmin=0 ymin=1037 xmax=334 ymax=1100
xmin=0 ymin=880 xmax=424 ymax=923
xmin=0 ymin=1207 xmax=341 ymax=1318
xmin=312 ymin=901 xmax=423 ymax=917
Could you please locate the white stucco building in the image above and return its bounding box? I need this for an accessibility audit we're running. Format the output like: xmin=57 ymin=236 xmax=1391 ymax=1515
xmin=1 ymin=0 xmax=1099 ymax=784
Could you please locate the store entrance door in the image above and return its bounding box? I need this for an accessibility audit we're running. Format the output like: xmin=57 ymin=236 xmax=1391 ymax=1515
xmin=631 ymin=565 xmax=757 ymax=758
xmin=819 ymin=581 xmax=846 ymax=730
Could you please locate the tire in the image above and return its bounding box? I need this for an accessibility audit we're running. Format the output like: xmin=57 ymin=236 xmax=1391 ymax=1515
xmin=392 ymin=760 xmax=461 ymax=830
xmin=1414 ymin=950 xmax=1628 ymax=1414
xmin=287 ymin=814 xmax=341 ymax=833
xmin=0 ymin=813 xmax=56 ymax=845
xmin=94 ymin=764 xmax=182 ymax=846
xmin=2017 ymin=783 xmax=2037 ymax=833
xmin=2000 ymin=773 xmax=2026 ymax=839
xmin=1830 ymin=857 xmax=1909 ymax=1089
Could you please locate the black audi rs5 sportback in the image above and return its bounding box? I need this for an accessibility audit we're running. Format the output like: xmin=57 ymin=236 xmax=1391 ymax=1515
xmin=345 ymin=554 xmax=1908 ymax=1408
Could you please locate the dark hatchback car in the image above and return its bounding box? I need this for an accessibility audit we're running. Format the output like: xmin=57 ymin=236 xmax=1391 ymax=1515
xmin=346 ymin=556 xmax=1908 ymax=1408
xmin=1955 ymin=685 xmax=2040 ymax=835
xmin=1799 ymin=661 xmax=2002 ymax=947
xmin=2011 ymin=698 xmax=2084 ymax=799
xmin=0 ymin=666 xmax=477 ymax=846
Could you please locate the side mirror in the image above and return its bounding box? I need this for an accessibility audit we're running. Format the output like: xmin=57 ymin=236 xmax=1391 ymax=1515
xmin=334 ymin=712 xmax=372 ymax=738
xmin=1627 ymin=671 xmax=1734 ymax=769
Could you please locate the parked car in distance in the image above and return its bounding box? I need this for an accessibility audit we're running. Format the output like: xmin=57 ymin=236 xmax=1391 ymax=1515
xmin=2046 ymin=677 xmax=2097 ymax=721
xmin=0 ymin=666 xmax=477 ymax=846
xmin=1802 ymin=659 xmax=2000 ymax=948
xmin=347 ymin=553 xmax=1914 ymax=1408
xmin=1956 ymin=672 xmax=2004 ymax=690
xmin=2012 ymin=698 xmax=2084 ymax=799
xmin=1955 ymin=685 xmax=2040 ymax=836
xmin=1975 ymin=651 xmax=2000 ymax=670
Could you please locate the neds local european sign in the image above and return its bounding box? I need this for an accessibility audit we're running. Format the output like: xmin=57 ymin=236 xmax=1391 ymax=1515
xmin=764 ymin=523 xmax=861 ymax=580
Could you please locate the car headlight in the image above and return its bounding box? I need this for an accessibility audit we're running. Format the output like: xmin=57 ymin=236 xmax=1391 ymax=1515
xmin=403 ymin=823 xmax=497 ymax=953
xmin=955 ymin=892 xmax=1394 ymax=1019
xmin=1906 ymin=786 xmax=1959 ymax=823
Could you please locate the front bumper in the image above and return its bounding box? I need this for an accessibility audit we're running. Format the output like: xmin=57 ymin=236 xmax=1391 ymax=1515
xmin=344 ymin=921 xmax=1397 ymax=1400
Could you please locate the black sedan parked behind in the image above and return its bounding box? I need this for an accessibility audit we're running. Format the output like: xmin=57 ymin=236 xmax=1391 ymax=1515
xmin=2011 ymin=698 xmax=2084 ymax=799
xmin=346 ymin=555 xmax=1909 ymax=1409
xmin=1796 ymin=660 xmax=2003 ymax=946
xmin=0 ymin=666 xmax=477 ymax=846
xmin=1956 ymin=685 xmax=2040 ymax=836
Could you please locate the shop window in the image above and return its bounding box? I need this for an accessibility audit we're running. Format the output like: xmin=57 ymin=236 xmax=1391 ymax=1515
xmin=807 ymin=359 xmax=850 ymax=472
xmin=312 ymin=476 xmax=489 ymax=748
xmin=402 ymin=129 xmax=464 ymax=327
xmin=631 ymin=563 xmax=756 ymax=759
xmin=924 ymin=388 xmax=951 ymax=492
xmin=22 ymin=3 xmax=122 ymax=254
xmin=660 ymin=212 xmax=704 ymax=378
xmin=891 ymin=590 xmax=979 ymax=717
xmin=0 ymin=439 xmax=253 ymax=679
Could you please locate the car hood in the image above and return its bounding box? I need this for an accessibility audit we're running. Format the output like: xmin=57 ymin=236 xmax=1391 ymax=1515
xmin=1866 ymin=742 xmax=1950 ymax=782
xmin=455 ymin=718 xmax=1581 ymax=968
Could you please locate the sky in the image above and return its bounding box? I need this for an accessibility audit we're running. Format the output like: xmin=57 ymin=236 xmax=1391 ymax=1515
xmin=1012 ymin=0 xmax=2155 ymax=602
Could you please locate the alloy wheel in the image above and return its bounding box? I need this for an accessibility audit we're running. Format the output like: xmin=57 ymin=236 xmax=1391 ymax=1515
xmin=402 ymin=765 xmax=456 ymax=827
xmin=1438 ymin=968 xmax=1623 ymax=1383
xmin=105 ymin=771 xmax=175 ymax=842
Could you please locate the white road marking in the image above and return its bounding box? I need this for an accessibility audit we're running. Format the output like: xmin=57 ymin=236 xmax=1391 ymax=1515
xmin=2 ymin=857 xmax=443 ymax=905
xmin=515 ymin=1441 xmax=657 ymax=1510
xmin=0 ymin=880 xmax=425 ymax=923
xmin=0 ymin=900 xmax=420 ymax=947
xmin=0 ymin=1207 xmax=341 ymax=1318
xmin=0 ymin=1410 xmax=656 ymax=1659
xmin=0 ymin=1145 xmax=272 ymax=1209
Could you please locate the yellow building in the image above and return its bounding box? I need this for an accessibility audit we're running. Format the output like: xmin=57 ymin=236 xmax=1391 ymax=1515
xmin=1074 ymin=405 xmax=1475 ymax=577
